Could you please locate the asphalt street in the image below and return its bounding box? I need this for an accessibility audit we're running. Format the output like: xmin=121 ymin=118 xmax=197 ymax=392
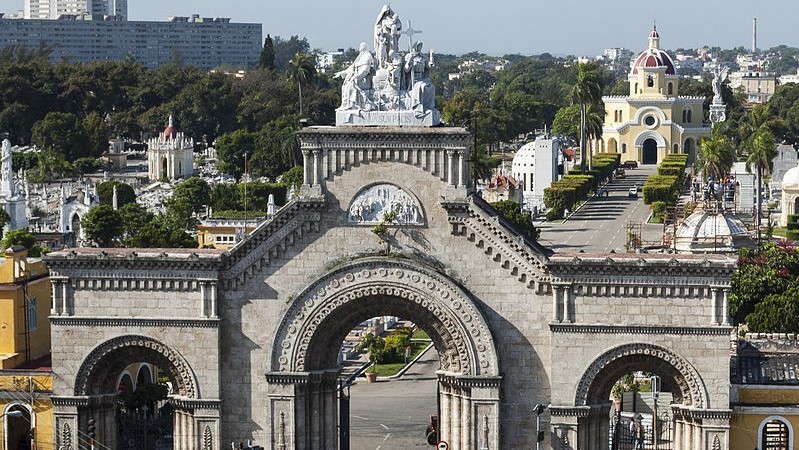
xmin=536 ymin=165 xmax=665 ymax=253
xmin=347 ymin=346 xmax=439 ymax=450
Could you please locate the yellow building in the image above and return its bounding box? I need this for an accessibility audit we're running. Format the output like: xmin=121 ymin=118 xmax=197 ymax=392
xmin=197 ymin=217 xmax=265 ymax=249
xmin=730 ymin=334 xmax=799 ymax=450
xmin=598 ymin=27 xmax=710 ymax=165
xmin=0 ymin=246 xmax=54 ymax=450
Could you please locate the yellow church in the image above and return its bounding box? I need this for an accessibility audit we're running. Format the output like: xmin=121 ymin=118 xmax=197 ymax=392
xmin=597 ymin=27 xmax=710 ymax=164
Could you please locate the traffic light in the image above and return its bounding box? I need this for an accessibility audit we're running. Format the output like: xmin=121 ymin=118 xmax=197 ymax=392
xmin=87 ymin=418 xmax=96 ymax=440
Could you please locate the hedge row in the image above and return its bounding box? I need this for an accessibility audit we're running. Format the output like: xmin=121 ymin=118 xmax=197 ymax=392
xmin=544 ymin=154 xmax=621 ymax=220
xmin=643 ymin=155 xmax=688 ymax=205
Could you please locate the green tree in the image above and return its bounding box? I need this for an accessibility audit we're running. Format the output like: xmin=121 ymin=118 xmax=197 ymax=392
xmin=2 ymin=228 xmax=36 ymax=252
xmin=167 ymin=177 xmax=211 ymax=228
xmin=697 ymin=126 xmax=735 ymax=181
xmin=126 ymin=214 xmax=197 ymax=248
xmin=82 ymin=112 xmax=110 ymax=158
xmin=81 ymin=205 xmax=124 ymax=247
xmin=490 ymin=199 xmax=539 ymax=241
xmin=118 ymin=202 xmax=154 ymax=239
xmin=215 ymin=129 xmax=256 ymax=180
xmin=31 ymin=111 xmax=89 ymax=161
xmin=72 ymin=157 xmax=103 ymax=177
xmin=35 ymin=147 xmax=71 ymax=182
xmin=260 ymin=35 xmax=276 ymax=70
xmin=287 ymin=52 xmax=316 ymax=116
xmin=571 ymin=62 xmax=604 ymax=173
xmin=280 ymin=165 xmax=303 ymax=187
xmin=98 ymin=181 xmax=136 ymax=207
xmin=272 ymin=35 xmax=310 ymax=72
xmin=731 ymin=243 xmax=799 ymax=328
xmin=210 ymin=183 xmax=242 ymax=213
xmin=745 ymin=128 xmax=777 ymax=239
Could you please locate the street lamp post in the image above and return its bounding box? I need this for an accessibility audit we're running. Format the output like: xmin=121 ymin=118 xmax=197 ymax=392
xmin=650 ymin=375 xmax=660 ymax=448
xmin=533 ymin=403 xmax=548 ymax=450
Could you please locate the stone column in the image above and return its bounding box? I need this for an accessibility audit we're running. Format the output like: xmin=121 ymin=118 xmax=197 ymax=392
xmin=302 ymin=149 xmax=311 ymax=186
xmin=451 ymin=386 xmax=462 ymax=450
xmin=446 ymin=150 xmax=456 ymax=188
xmin=62 ymin=280 xmax=70 ymax=316
xmin=200 ymin=282 xmax=207 ymax=317
xmin=711 ymin=288 xmax=720 ymax=324
xmin=722 ymin=289 xmax=730 ymax=325
xmin=552 ymin=285 xmax=562 ymax=322
xmin=461 ymin=391 xmax=472 ymax=450
xmin=311 ymin=150 xmax=320 ymax=187
xmin=439 ymin=380 xmax=452 ymax=444
xmin=209 ymin=282 xmax=218 ymax=319
xmin=51 ymin=279 xmax=61 ymax=315
xmin=564 ymin=285 xmax=573 ymax=323
xmin=458 ymin=149 xmax=467 ymax=188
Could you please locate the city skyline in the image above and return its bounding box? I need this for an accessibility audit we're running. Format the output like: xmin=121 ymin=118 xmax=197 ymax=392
xmin=0 ymin=0 xmax=797 ymax=56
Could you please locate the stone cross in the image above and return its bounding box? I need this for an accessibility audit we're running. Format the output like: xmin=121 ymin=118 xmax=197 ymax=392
xmin=402 ymin=20 xmax=422 ymax=51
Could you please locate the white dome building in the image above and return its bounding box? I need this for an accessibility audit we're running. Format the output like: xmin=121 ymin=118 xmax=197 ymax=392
xmin=147 ymin=115 xmax=195 ymax=181
xmin=511 ymin=135 xmax=564 ymax=212
xmin=675 ymin=209 xmax=753 ymax=254
xmin=781 ymin=164 xmax=799 ymax=226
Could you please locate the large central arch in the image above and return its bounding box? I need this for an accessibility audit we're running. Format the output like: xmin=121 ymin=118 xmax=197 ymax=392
xmin=267 ymin=257 xmax=502 ymax=450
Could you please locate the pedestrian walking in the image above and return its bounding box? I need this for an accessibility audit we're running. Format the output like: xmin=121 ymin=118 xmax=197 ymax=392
xmin=633 ymin=420 xmax=645 ymax=450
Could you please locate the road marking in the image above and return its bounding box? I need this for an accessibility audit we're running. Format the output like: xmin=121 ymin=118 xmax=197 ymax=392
xmin=380 ymin=423 xmax=389 ymax=430
xmin=351 ymin=414 xmax=370 ymax=420
xmin=375 ymin=446 xmax=381 ymax=450
xmin=384 ymin=433 xmax=391 ymax=440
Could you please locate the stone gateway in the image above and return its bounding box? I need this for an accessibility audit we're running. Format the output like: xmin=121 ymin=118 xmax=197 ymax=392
xmin=44 ymin=6 xmax=736 ymax=450
xmin=46 ymin=126 xmax=736 ymax=450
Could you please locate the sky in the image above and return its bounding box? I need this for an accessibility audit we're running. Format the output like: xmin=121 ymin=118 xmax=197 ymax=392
xmin=0 ymin=0 xmax=797 ymax=57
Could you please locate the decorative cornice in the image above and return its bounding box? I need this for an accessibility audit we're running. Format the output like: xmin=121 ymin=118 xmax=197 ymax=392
xmin=551 ymin=324 xmax=733 ymax=336
xmin=44 ymin=248 xmax=223 ymax=276
xmin=265 ymin=372 xmax=312 ymax=386
xmin=438 ymin=373 xmax=503 ymax=389
xmin=169 ymin=398 xmax=221 ymax=410
xmin=547 ymin=253 xmax=736 ymax=281
xmin=549 ymin=405 xmax=591 ymax=418
xmin=223 ymin=198 xmax=325 ymax=288
xmin=51 ymin=317 xmax=220 ymax=328
xmin=688 ymin=408 xmax=733 ymax=420
xmin=444 ymin=196 xmax=551 ymax=290
xmin=51 ymin=396 xmax=90 ymax=407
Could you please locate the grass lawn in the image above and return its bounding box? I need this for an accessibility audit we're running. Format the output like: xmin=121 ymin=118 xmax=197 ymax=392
xmin=370 ymin=341 xmax=431 ymax=377
xmin=772 ymin=227 xmax=788 ymax=238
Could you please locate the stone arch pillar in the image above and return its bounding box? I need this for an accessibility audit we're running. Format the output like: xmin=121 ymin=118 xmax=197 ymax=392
xmin=564 ymin=342 xmax=730 ymax=450
xmin=53 ymin=335 xmax=219 ymax=450
xmin=267 ymin=257 xmax=501 ymax=450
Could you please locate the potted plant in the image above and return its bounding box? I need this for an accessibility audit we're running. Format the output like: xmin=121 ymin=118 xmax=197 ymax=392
xmin=611 ymin=383 xmax=623 ymax=411
xmin=365 ymin=364 xmax=377 ymax=383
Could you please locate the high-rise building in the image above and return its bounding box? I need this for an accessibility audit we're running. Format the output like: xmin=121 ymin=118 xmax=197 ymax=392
xmin=23 ymin=0 xmax=126 ymax=19
xmin=0 ymin=14 xmax=261 ymax=69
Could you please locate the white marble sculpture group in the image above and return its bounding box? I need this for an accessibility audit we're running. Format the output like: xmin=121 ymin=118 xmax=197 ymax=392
xmin=335 ymin=5 xmax=440 ymax=126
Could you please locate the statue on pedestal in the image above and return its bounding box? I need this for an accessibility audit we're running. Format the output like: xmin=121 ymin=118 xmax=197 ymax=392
xmin=335 ymin=5 xmax=440 ymax=126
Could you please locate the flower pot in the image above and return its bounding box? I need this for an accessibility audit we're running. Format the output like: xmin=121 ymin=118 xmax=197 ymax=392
xmin=365 ymin=372 xmax=377 ymax=383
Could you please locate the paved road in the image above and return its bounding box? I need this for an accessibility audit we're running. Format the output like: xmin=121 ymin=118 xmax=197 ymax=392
xmin=537 ymin=165 xmax=665 ymax=253
xmin=348 ymin=346 xmax=439 ymax=450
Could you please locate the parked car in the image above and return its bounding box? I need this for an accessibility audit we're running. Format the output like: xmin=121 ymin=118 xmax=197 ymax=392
xmin=628 ymin=186 xmax=638 ymax=198
xmin=615 ymin=168 xmax=625 ymax=178
xmin=623 ymin=160 xmax=639 ymax=169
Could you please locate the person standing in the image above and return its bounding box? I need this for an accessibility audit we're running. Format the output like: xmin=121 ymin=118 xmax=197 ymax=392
xmin=633 ymin=419 xmax=645 ymax=450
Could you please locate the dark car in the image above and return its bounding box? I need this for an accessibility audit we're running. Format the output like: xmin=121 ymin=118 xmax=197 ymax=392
xmin=623 ymin=160 xmax=639 ymax=169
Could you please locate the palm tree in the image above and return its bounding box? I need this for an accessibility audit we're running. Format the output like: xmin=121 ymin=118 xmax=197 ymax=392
xmin=571 ymin=62 xmax=603 ymax=173
xmin=746 ymin=128 xmax=777 ymax=242
xmin=287 ymin=52 xmax=316 ymax=116
xmin=697 ymin=126 xmax=735 ymax=181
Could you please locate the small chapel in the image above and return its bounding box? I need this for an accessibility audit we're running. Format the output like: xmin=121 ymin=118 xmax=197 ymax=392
xmin=598 ymin=27 xmax=711 ymax=164
xmin=147 ymin=116 xmax=194 ymax=181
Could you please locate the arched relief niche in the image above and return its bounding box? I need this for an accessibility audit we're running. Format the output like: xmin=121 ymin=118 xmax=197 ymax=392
xmin=347 ymin=183 xmax=425 ymax=225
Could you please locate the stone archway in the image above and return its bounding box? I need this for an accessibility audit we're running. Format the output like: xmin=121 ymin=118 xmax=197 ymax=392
xmin=570 ymin=343 xmax=711 ymax=449
xmin=69 ymin=335 xmax=204 ymax=450
xmin=267 ymin=257 xmax=501 ymax=450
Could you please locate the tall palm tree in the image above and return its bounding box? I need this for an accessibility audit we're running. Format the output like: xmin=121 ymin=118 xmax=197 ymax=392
xmin=571 ymin=62 xmax=603 ymax=173
xmin=697 ymin=125 xmax=735 ymax=182
xmin=746 ymin=128 xmax=777 ymax=242
xmin=287 ymin=52 xmax=316 ymax=116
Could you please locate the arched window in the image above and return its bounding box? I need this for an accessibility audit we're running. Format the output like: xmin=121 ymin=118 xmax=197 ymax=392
xmin=667 ymin=82 xmax=673 ymax=95
xmin=622 ymin=143 xmax=627 ymax=154
xmin=634 ymin=83 xmax=639 ymax=94
xmin=687 ymin=110 xmax=692 ymax=123
xmin=758 ymin=416 xmax=792 ymax=450
xmin=647 ymin=75 xmax=654 ymax=87
xmin=682 ymin=110 xmax=687 ymax=123
xmin=673 ymin=144 xmax=679 ymax=153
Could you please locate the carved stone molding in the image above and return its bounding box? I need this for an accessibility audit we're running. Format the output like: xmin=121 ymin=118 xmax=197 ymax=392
xmin=223 ymin=199 xmax=325 ymax=287
xmin=51 ymin=396 xmax=90 ymax=407
xmin=74 ymin=335 xmax=199 ymax=398
xmin=574 ymin=343 xmax=707 ymax=408
xmin=444 ymin=197 xmax=551 ymax=291
xmin=548 ymin=253 xmax=736 ymax=281
xmin=271 ymin=257 xmax=498 ymax=377
xmin=347 ymin=183 xmax=424 ymax=225
xmin=45 ymin=248 xmax=223 ymax=279
xmin=169 ymin=398 xmax=222 ymax=411
xmin=551 ymin=324 xmax=733 ymax=336
xmin=51 ymin=317 xmax=220 ymax=329
xmin=549 ymin=405 xmax=591 ymax=418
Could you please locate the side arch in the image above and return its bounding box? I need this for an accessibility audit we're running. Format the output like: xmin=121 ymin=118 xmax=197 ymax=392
xmin=574 ymin=343 xmax=708 ymax=408
xmin=74 ymin=335 xmax=199 ymax=398
xmin=271 ymin=257 xmax=499 ymax=377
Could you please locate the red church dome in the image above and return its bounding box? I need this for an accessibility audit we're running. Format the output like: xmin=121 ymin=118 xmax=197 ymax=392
xmin=161 ymin=115 xmax=177 ymax=139
xmin=631 ymin=26 xmax=675 ymax=75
